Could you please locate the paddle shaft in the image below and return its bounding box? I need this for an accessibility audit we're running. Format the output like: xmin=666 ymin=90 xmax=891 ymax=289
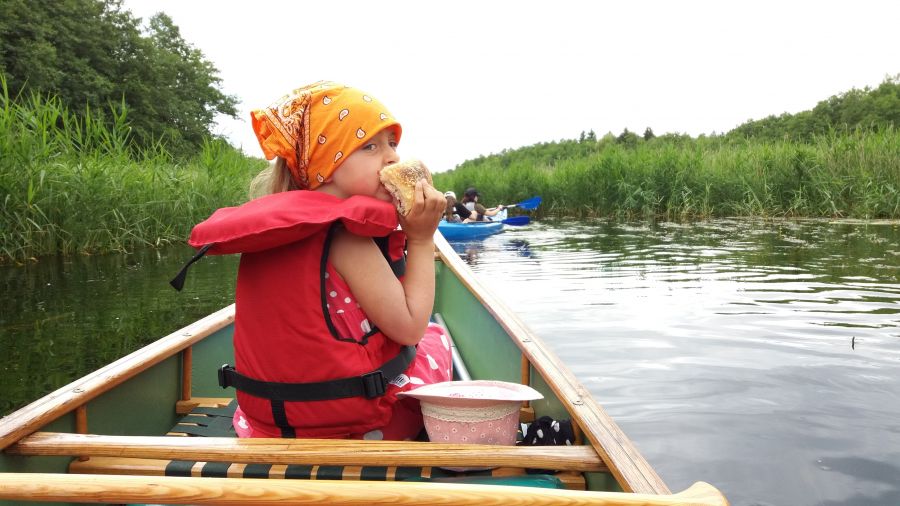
xmin=0 ymin=474 xmax=730 ymax=506
xmin=8 ymin=432 xmax=602 ymax=471
xmin=432 ymin=313 xmax=472 ymax=381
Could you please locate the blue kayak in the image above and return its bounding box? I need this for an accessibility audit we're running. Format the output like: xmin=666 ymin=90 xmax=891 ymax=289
xmin=437 ymin=220 xmax=504 ymax=241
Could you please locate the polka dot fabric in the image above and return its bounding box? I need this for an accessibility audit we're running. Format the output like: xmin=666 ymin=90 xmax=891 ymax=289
xmin=324 ymin=262 xmax=373 ymax=341
xmin=326 ymin=261 xmax=452 ymax=439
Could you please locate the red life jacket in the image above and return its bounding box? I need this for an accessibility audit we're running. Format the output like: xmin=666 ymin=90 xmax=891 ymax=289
xmin=188 ymin=191 xmax=412 ymax=438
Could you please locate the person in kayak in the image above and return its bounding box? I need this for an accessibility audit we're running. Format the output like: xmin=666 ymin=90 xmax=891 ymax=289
xmin=188 ymin=81 xmax=452 ymax=440
xmin=460 ymin=187 xmax=505 ymax=221
xmin=442 ymin=190 xmax=474 ymax=223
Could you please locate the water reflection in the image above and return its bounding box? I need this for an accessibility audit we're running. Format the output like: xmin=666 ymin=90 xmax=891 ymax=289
xmin=0 ymin=246 xmax=238 ymax=414
xmin=3 ymin=219 xmax=899 ymax=506
xmin=448 ymin=218 xmax=900 ymax=506
xmin=448 ymin=237 xmax=534 ymax=265
xmin=448 ymin=240 xmax=484 ymax=265
xmin=504 ymin=239 xmax=533 ymax=258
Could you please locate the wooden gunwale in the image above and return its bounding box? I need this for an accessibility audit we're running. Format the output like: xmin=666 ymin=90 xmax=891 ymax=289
xmin=0 ymin=305 xmax=235 ymax=450
xmin=432 ymin=233 xmax=670 ymax=494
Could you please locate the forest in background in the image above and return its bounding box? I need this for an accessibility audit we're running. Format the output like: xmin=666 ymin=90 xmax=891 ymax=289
xmin=0 ymin=0 xmax=236 ymax=156
xmin=1 ymin=0 xmax=897 ymax=263
xmin=1 ymin=0 xmax=262 ymax=263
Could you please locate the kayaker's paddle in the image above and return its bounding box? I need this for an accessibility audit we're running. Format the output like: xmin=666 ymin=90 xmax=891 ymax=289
xmin=505 ymin=196 xmax=542 ymax=210
xmin=493 ymin=197 xmax=538 ymax=225
xmin=501 ymin=216 xmax=530 ymax=226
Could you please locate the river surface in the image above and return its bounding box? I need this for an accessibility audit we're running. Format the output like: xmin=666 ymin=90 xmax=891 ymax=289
xmin=2 ymin=218 xmax=899 ymax=506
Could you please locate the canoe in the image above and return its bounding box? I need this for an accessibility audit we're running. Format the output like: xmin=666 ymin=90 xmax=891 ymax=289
xmin=0 ymin=233 xmax=728 ymax=506
xmin=438 ymin=220 xmax=504 ymax=241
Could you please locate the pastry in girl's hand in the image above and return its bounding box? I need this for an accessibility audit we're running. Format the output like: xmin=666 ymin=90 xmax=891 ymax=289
xmin=379 ymin=159 xmax=433 ymax=215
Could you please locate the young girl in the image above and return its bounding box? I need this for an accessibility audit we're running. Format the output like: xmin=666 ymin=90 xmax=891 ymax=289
xmin=186 ymin=81 xmax=452 ymax=440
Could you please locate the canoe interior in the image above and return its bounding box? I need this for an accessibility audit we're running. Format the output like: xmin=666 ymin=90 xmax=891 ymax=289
xmin=436 ymin=261 xmax=568 ymax=421
xmin=0 ymin=325 xmax=232 ymax=461
xmin=434 ymin=260 xmax=620 ymax=492
xmin=0 ymin=244 xmax=638 ymax=503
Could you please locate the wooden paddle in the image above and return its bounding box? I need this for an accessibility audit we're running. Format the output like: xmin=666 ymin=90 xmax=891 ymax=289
xmin=7 ymin=432 xmax=605 ymax=472
xmin=0 ymin=473 xmax=730 ymax=506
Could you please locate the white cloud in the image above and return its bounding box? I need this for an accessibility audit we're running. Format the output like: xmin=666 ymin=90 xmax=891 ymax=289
xmin=123 ymin=0 xmax=899 ymax=172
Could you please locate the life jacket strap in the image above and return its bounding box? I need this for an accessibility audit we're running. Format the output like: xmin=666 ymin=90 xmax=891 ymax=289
xmin=374 ymin=235 xmax=406 ymax=278
xmin=169 ymin=244 xmax=213 ymax=291
xmin=218 ymin=345 xmax=416 ymax=401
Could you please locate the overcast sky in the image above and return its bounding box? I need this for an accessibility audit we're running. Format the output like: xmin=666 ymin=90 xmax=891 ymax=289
xmin=123 ymin=0 xmax=898 ymax=172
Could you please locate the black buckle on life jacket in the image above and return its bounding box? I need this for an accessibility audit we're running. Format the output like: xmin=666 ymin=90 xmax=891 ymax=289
xmin=361 ymin=370 xmax=386 ymax=399
xmin=218 ymin=364 xmax=232 ymax=389
xmin=215 ymin=345 xmax=415 ymax=402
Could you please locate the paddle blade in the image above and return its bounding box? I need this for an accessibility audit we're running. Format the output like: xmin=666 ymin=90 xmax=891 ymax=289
xmin=502 ymin=216 xmax=530 ymax=226
xmin=515 ymin=196 xmax=542 ymax=210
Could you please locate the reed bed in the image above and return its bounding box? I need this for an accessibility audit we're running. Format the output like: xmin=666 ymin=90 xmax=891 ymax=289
xmin=3 ymin=78 xmax=897 ymax=264
xmin=0 ymin=80 xmax=264 ymax=264
xmin=433 ymin=130 xmax=900 ymax=221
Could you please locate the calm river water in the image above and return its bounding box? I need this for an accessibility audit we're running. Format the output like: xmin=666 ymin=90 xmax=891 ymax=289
xmin=2 ymin=218 xmax=899 ymax=506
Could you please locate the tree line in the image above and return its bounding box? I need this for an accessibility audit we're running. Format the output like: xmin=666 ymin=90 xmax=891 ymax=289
xmin=727 ymin=75 xmax=900 ymax=142
xmin=0 ymin=0 xmax=237 ymax=156
xmin=448 ymin=75 xmax=899 ymax=175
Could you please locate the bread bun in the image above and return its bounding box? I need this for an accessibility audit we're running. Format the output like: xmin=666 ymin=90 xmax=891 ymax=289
xmin=379 ymin=159 xmax=432 ymax=215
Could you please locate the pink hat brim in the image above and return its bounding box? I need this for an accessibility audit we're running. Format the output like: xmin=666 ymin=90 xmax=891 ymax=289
xmin=399 ymin=380 xmax=543 ymax=408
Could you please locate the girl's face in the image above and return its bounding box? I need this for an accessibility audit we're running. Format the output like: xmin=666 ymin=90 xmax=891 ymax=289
xmin=318 ymin=128 xmax=399 ymax=201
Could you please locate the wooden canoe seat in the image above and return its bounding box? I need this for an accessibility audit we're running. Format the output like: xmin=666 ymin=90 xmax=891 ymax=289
xmin=68 ymin=456 xmax=585 ymax=489
xmin=169 ymin=398 xmax=237 ymax=437
xmin=7 ymin=401 xmax=602 ymax=490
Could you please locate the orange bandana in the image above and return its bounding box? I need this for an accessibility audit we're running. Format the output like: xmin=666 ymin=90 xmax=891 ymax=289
xmin=250 ymin=81 xmax=401 ymax=190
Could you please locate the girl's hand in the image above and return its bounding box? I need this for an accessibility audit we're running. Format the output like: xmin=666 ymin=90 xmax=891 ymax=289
xmin=399 ymin=179 xmax=444 ymax=242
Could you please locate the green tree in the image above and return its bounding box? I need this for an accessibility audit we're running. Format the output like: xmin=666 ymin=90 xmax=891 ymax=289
xmin=119 ymin=13 xmax=238 ymax=153
xmin=643 ymin=127 xmax=655 ymax=140
xmin=0 ymin=0 xmax=237 ymax=156
xmin=0 ymin=0 xmax=130 ymax=106
xmin=616 ymin=128 xmax=639 ymax=147
xmin=728 ymin=74 xmax=900 ymax=141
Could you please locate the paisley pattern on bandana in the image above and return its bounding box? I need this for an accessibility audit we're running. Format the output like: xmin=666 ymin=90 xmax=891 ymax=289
xmin=251 ymin=81 xmax=401 ymax=190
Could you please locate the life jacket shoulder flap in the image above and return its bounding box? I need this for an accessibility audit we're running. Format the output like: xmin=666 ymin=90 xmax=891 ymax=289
xmin=188 ymin=191 xmax=399 ymax=255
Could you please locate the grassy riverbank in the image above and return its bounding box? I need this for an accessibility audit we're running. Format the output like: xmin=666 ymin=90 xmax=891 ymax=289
xmin=432 ymin=129 xmax=900 ymax=220
xmin=3 ymin=84 xmax=898 ymax=264
xmin=0 ymin=83 xmax=263 ymax=264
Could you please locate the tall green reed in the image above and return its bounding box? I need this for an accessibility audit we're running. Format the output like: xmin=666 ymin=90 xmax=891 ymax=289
xmin=432 ymin=128 xmax=900 ymax=220
xmin=0 ymin=77 xmax=264 ymax=263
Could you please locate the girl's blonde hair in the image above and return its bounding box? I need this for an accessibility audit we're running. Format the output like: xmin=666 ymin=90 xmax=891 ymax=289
xmin=248 ymin=157 xmax=300 ymax=199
